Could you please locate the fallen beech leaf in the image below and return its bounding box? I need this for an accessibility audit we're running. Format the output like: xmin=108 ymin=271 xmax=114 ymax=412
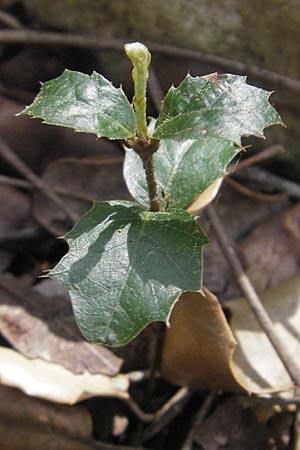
xmin=0 ymin=347 xmax=129 ymax=404
xmin=0 ymin=385 xmax=92 ymax=439
xmin=0 ymin=276 xmax=122 ymax=376
xmin=161 ymin=289 xmax=242 ymax=392
xmin=227 ymin=276 xmax=300 ymax=396
xmin=34 ymin=156 xmax=129 ymax=235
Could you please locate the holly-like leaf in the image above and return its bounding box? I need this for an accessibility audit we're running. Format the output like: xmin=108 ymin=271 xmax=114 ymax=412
xmin=20 ymin=70 xmax=136 ymax=139
xmin=124 ymin=137 xmax=239 ymax=209
xmin=50 ymin=200 xmax=208 ymax=347
xmin=153 ymin=73 xmax=282 ymax=141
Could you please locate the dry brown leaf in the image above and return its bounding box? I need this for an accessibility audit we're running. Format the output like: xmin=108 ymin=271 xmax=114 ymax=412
xmin=0 ymin=347 xmax=129 ymax=405
xmin=199 ymin=186 xmax=290 ymax=301
xmin=0 ymin=419 xmax=99 ymax=450
xmin=194 ymin=398 xmax=278 ymax=450
xmin=240 ymin=203 xmax=300 ymax=292
xmin=161 ymin=289 xmax=243 ymax=392
xmin=0 ymin=184 xmax=32 ymax=271
xmin=0 ymin=97 xmax=118 ymax=174
xmin=33 ymin=156 xmax=130 ymax=235
xmin=227 ymin=276 xmax=300 ymax=397
xmin=187 ymin=178 xmax=223 ymax=214
xmin=161 ymin=277 xmax=300 ymax=398
xmin=0 ymin=385 xmax=92 ymax=439
xmin=0 ymin=275 xmax=122 ymax=376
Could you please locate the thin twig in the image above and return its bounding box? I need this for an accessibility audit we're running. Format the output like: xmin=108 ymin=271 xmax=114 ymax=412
xmin=205 ymin=203 xmax=300 ymax=389
xmin=0 ymin=29 xmax=299 ymax=93
xmin=227 ymin=145 xmax=285 ymax=173
xmin=181 ymin=392 xmax=216 ymax=450
xmin=0 ymin=174 xmax=31 ymax=189
xmin=0 ymin=10 xmax=22 ymax=29
xmin=293 ymin=406 xmax=300 ymax=450
xmin=226 ymin=177 xmax=287 ymax=203
xmin=96 ymin=441 xmax=158 ymax=450
xmin=234 ymin=166 xmax=300 ymax=200
xmin=0 ymin=136 xmax=78 ymax=224
xmin=141 ymin=387 xmax=192 ymax=443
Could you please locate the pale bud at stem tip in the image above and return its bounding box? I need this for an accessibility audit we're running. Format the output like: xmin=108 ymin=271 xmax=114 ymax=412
xmin=124 ymin=42 xmax=151 ymax=67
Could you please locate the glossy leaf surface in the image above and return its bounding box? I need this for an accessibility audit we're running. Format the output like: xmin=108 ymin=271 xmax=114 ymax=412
xmin=21 ymin=70 xmax=136 ymax=139
xmin=124 ymin=137 xmax=239 ymax=209
xmin=153 ymin=73 xmax=282 ymax=141
xmin=50 ymin=201 xmax=208 ymax=346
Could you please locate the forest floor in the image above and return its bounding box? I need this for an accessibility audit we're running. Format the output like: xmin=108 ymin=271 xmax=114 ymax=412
xmin=0 ymin=5 xmax=299 ymax=450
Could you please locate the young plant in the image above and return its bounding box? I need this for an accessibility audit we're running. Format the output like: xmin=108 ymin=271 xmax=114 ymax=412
xmin=21 ymin=42 xmax=281 ymax=347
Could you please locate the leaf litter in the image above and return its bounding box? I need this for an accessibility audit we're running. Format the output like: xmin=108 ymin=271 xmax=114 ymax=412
xmin=0 ymin=27 xmax=298 ymax=450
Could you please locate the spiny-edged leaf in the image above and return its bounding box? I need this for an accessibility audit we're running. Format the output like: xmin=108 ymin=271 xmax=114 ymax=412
xmin=20 ymin=70 xmax=136 ymax=139
xmin=153 ymin=73 xmax=282 ymax=141
xmin=124 ymin=137 xmax=239 ymax=209
xmin=50 ymin=200 xmax=208 ymax=347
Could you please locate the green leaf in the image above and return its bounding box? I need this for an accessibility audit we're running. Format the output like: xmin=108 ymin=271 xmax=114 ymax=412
xmin=153 ymin=73 xmax=282 ymax=141
xmin=124 ymin=137 xmax=239 ymax=209
xmin=20 ymin=70 xmax=136 ymax=139
xmin=50 ymin=201 xmax=208 ymax=347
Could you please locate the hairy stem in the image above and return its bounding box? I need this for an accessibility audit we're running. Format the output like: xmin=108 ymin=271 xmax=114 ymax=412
xmin=141 ymin=151 xmax=161 ymax=212
xmin=126 ymin=137 xmax=161 ymax=212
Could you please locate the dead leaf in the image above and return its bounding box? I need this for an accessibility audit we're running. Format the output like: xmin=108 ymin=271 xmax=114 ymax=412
xmin=200 ymin=185 xmax=289 ymax=301
xmin=161 ymin=278 xmax=300 ymax=399
xmin=0 ymin=184 xmax=32 ymax=271
xmin=0 ymin=97 xmax=119 ymax=174
xmin=187 ymin=178 xmax=223 ymax=214
xmin=0 ymin=385 xmax=92 ymax=439
xmin=194 ymin=398 xmax=276 ymax=450
xmin=33 ymin=156 xmax=130 ymax=235
xmin=227 ymin=276 xmax=300 ymax=397
xmin=240 ymin=203 xmax=300 ymax=292
xmin=0 ymin=419 xmax=100 ymax=450
xmin=203 ymin=184 xmax=289 ymax=241
xmin=0 ymin=275 xmax=122 ymax=376
xmin=161 ymin=289 xmax=242 ymax=392
xmin=0 ymin=347 xmax=129 ymax=404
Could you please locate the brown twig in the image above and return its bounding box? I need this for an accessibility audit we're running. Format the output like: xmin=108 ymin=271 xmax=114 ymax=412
xmin=0 ymin=10 xmax=22 ymax=29
xmin=141 ymin=387 xmax=192 ymax=443
xmin=227 ymin=145 xmax=285 ymax=174
xmin=181 ymin=392 xmax=216 ymax=450
xmin=205 ymin=203 xmax=300 ymax=390
xmin=234 ymin=166 xmax=300 ymax=200
xmin=226 ymin=177 xmax=287 ymax=203
xmin=0 ymin=136 xmax=78 ymax=224
xmin=0 ymin=29 xmax=299 ymax=93
xmin=293 ymin=406 xmax=300 ymax=450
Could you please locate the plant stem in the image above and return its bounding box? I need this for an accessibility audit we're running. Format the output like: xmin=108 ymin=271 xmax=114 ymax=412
xmin=141 ymin=150 xmax=161 ymax=212
xmin=125 ymin=42 xmax=151 ymax=138
xmin=125 ymin=43 xmax=161 ymax=211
